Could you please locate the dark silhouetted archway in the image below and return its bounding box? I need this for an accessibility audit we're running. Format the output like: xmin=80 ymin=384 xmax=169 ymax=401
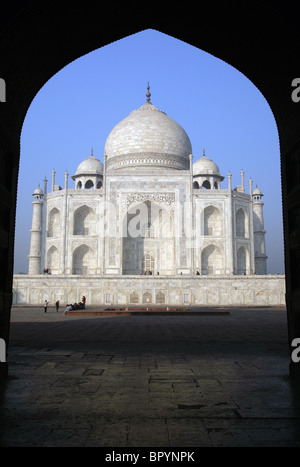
xmin=1 ymin=2 xmax=300 ymax=378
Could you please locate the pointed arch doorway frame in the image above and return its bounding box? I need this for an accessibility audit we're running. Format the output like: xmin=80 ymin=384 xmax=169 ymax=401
xmin=0 ymin=3 xmax=299 ymax=378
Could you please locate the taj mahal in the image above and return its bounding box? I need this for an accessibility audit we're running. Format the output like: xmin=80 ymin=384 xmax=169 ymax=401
xmin=13 ymin=86 xmax=285 ymax=306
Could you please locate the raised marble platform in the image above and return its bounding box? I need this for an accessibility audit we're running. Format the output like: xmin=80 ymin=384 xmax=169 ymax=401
xmin=12 ymin=274 xmax=286 ymax=307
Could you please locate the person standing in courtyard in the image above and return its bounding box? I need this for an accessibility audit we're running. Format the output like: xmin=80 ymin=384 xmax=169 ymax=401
xmin=55 ymin=300 xmax=60 ymax=312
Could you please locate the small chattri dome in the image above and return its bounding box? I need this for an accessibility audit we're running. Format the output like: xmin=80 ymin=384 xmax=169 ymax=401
xmin=75 ymin=153 xmax=103 ymax=176
xmin=33 ymin=186 xmax=43 ymax=195
xmin=253 ymin=186 xmax=263 ymax=196
xmin=193 ymin=152 xmax=221 ymax=176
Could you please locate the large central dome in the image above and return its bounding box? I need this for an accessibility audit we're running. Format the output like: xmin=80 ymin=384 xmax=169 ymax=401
xmin=104 ymin=91 xmax=192 ymax=172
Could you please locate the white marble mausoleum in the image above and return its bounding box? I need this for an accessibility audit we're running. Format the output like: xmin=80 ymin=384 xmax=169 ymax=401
xmin=13 ymin=87 xmax=285 ymax=306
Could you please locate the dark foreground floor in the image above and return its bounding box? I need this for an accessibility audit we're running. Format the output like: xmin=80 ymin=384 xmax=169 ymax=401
xmin=0 ymin=305 xmax=300 ymax=448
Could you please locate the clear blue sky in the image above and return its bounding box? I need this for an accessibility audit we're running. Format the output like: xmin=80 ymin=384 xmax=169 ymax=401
xmin=14 ymin=29 xmax=284 ymax=274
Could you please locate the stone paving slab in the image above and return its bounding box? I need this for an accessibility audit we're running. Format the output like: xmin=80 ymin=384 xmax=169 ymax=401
xmin=1 ymin=306 xmax=300 ymax=447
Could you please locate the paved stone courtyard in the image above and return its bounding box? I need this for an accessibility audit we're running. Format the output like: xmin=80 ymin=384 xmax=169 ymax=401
xmin=1 ymin=305 xmax=300 ymax=447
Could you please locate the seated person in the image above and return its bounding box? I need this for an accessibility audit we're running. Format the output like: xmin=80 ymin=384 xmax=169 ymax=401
xmin=63 ymin=304 xmax=73 ymax=314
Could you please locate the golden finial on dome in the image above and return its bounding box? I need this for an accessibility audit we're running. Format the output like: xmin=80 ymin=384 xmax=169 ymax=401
xmin=146 ymin=83 xmax=151 ymax=102
xmin=203 ymin=148 xmax=206 ymax=157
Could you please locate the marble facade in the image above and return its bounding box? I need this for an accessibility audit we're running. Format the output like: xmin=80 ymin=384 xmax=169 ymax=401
xmin=19 ymin=89 xmax=277 ymax=307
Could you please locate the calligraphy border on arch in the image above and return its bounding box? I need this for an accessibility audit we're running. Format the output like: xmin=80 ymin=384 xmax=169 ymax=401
xmin=121 ymin=192 xmax=175 ymax=211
